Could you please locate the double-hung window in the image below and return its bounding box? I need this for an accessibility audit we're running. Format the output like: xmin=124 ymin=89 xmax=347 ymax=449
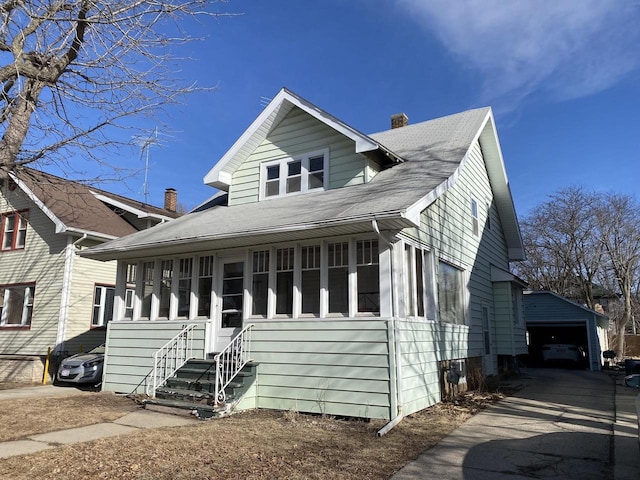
xmin=328 ymin=242 xmax=349 ymax=315
xmin=471 ymin=198 xmax=479 ymax=237
xmin=1 ymin=210 xmax=28 ymax=251
xmin=261 ymin=150 xmax=328 ymax=199
xmin=301 ymin=245 xmax=321 ymax=315
xmin=275 ymin=248 xmax=294 ymax=315
xmin=0 ymin=284 xmax=35 ymax=327
xmin=252 ymin=250 xmax=269 ymax=316
xmin=357 ymin=240 xmax=379 ymax=314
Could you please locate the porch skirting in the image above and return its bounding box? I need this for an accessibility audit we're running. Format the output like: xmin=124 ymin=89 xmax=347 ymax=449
xmin=102 ymin=318 xmax=469 ymax=420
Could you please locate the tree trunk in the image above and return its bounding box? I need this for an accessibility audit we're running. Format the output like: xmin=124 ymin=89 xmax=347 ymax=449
xmin=0 ymin=79 xmax=45 ymax=175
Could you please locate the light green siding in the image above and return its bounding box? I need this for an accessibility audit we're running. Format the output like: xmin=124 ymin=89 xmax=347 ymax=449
xmin=102 ymin=320 xmax=207 ymax=394
xmin=228 ymin=107 xmax=367 ymax=205
xmin=250 ymin=319 xmax=393 ymax=419
xmin=398 ymin=320 xmax=468 ymax=415
xmin=493 ymin=282 xmax=527 ymax=356
xmin=404 ymin=140 xmax=512 ymax=374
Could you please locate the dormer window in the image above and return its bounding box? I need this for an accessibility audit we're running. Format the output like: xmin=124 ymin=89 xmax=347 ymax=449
xmin=260 ymin=149 xmax=328 ymax=199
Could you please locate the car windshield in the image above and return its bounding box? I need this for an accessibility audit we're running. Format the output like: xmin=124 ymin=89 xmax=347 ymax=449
xmin=88 ymin=345 xmax=105 ymax=355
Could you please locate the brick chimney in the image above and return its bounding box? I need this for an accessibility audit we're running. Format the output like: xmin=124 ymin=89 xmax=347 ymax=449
xmin=391 ymin=113 xmax=409 ymax=129
xmin=164 ymin=188 xmax=177 ymax=213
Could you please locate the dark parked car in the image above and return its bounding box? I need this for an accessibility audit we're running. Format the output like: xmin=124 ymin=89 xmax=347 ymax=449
xmin=56 ymin=344 xmax=105 ymax=386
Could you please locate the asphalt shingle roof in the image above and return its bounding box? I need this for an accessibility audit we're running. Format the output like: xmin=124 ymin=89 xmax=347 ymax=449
xmin=82 ymin=106 xmax=491 ymax=257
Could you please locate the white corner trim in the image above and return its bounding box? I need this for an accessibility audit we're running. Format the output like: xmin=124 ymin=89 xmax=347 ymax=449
xmin=55 ymin=236 xmax=76 ymax=353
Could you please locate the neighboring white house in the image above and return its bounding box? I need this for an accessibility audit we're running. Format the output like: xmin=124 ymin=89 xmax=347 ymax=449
xmin=82 ymin=88 xmax=527 ymax=421
xmin=0 ymin=167 xmax=180 ymax=382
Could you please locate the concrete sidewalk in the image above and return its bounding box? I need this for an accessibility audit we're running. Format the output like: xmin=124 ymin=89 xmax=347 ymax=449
xmin=0 ymin=385 xmax=197 ymax=459
xmin=392 ymin=368 xmax=640 ymax=480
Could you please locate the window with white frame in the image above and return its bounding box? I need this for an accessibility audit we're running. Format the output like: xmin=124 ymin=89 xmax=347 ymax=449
xmin=301 ymin=245 xmax=320 ymax=315
xmin=197 ymin=256 xmax=214 ymax=318
xmin=357 ymin=239 xmax=379 ymax=314
xmin=158 ymin=260 xmax=173 ymax=319
xmin=1 ymin=210 xmax=28 ymax=251
xmin=252 ymin=250 xmax=269 ymax=316
xmin=140 ymin=261 xmax=154 ymax=319
xmin=177 ymin=258 xmax=192 ymax=318
xmin=328 ymin=242 xmax=349 ymax=315
xmin=124 ymin=263 xmax=136 ymax=319
xmin=438 ymin=261 xmax=465 ymax=324
xmin=276 ymin=247 xmax=294 ymax=315
xmin=404 ymin=244 xmax=427 ymax=318
xmin=92 ymin=285 xmax=115 ymax=327
xmin=260 ymin=150 xmax=328 ymax=199
xmin=0 ymin=284 xmax=35 ymax=327
xmin=471 ymin=198 xmax=479 ymax=237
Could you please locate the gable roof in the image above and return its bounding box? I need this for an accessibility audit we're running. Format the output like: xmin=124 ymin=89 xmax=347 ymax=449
xmin=10 ymin=168 xmax=179 ymax=240
xmin=524 ymin=290 xmax=609 ymax=321
xmin=83 ymin=89 xmax=524 ymax=260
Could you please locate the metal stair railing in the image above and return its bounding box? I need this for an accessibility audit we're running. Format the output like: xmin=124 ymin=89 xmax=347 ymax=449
xmin=146 ymin=324 xmax=197 ymax=397
xmin=214 ymin=324 xmax=254 ymax=405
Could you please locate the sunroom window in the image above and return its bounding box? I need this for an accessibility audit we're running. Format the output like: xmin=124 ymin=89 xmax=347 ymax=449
xmin=198 ymin=256 xmax=214 ymax=317
xmin=275 ymin=247 xmax=294 ymax=315
xmin=261 ymin=149 xmax=328 ymax=199
xmin=357 ymin=239 xmax=379 ymax=314
xmin=252 ymin=250 xmax=269 ymax=316
xmin=328 ymin=242 xmax=349 ymax=315
xmin=438 ymin=261 xmax=465 ymax=324
xmin=177 ymin=258 xmax=192 ymax=318
xmin=301 ymin=245 xmax=321 ymax=315
xmin=140 ymin=262 xmax=154 ymax=319
xmin=158 ymin=260 xmax=173 ymax=319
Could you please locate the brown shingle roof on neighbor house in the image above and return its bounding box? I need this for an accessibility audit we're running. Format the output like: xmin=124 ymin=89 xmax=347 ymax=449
xmin=14 ymin=167 xmax=179 ymax=239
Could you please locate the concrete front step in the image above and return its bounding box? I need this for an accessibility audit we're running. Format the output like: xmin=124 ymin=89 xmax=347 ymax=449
xmin=144 ymin=398 xmax=230 ymax=420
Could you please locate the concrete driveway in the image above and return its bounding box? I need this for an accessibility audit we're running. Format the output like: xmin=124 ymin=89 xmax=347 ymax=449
xmin=392 ymin=368 xmax=640 ymax=480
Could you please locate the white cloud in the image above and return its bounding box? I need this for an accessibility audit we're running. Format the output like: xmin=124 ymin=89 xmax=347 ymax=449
xmin=398 ymin=0 xmax=640 ymax=110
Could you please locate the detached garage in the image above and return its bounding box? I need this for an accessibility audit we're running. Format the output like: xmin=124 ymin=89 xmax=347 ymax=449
xmin=523 ymin=291 xmax=610 ymax=371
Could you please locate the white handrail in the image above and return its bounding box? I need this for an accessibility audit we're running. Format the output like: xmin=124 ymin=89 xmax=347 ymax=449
xmin=214 ymin=324 xmax=254 ymax=405
xmin=147 ymin=324 xmax=197 ymax=397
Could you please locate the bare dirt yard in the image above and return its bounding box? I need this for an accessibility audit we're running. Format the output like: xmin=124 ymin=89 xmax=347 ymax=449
xmin=0 ymin=386 xmax=503 ymax=480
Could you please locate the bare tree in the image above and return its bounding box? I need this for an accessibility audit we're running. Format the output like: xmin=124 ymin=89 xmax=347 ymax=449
xmin=0 ymin=0 xmax=226 ymax=181
xmin=515 ymin=187 xmax=603 ymax=308
xmin=594 ymin=193 xmax=640 ymax=358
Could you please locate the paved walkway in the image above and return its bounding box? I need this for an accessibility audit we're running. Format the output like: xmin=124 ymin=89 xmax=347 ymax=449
xmin=392 ymin=368 xmax=640 ymax=480
xmin=0 ymin=385 xmax=197 ymax=459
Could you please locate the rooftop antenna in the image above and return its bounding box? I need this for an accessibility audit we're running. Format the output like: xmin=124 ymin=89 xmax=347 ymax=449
xmin=133 ymin=127 xmax=160 ymax=203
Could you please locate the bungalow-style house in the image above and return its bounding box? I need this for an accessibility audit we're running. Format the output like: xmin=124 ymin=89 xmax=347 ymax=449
xmin=523 ymin=290 xmax=609 ymax=371
xmin=82 ymin=88 xmax=527 ymax=424
xmin=0 ymin=167 xmax=180 ymax=382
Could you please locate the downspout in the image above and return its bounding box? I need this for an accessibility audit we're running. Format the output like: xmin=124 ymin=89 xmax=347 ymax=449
xmin=373 ymin=219 xmax=404 ymax=436
xmin=55 ymin=234 xmax=87 ymax=354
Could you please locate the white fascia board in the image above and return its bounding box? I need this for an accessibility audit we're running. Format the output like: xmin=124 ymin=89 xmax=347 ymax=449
xmin=203 ymin=88 xmax=381 ymax=190
xmin=91 ymin=192 xmax=173 ymax=222
xmin=9 ymin=173 xmax=68 ymax=233
xmin=64 ymin=227 xmax=118 ymax=242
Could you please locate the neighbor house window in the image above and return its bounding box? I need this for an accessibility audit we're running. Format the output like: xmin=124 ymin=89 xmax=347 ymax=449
xmin=0 ymin=284 xmax=35 ymax=327
xmin=252 ymin=250 xmax=269 ymax=316
xmin=92 ymin=285 xmax=115 ymax=327
xmin=261 ymin=149 xmax=328 ymax=199
xmin=471 ymin=198 xmax=479 ymax=237
xmin=328 ymin=242 xmax=349 ymax=315
xmin=438 ymin=261 xmax=465 ymax=324
xmin=357 ymin=239 xmax=379 ymax=313
xmin=1 ymin=210 xmax=28 ymax=251
xmin=301 ymin=245 xmax=321 ymax=315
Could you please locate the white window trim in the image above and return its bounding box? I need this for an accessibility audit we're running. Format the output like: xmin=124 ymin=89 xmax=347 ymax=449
xmin=0 ymin=284 xmax=34 ymax=327
xmin=259 ymin=148 xmax=329 ymax=200
xmin=437 ymin=258 xmax=469 ymax=326
xmin=91 ymin=285 xmax=114 ymax=327
xmin=471 ymin=197 xmax=480 ymax=238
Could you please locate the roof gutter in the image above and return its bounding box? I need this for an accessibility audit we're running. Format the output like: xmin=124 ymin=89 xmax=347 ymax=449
xmin=372 ymin=219 xmax=404 ymax=436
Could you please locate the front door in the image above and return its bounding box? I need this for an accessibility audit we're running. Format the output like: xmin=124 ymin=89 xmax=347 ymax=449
xmin=214 ymin=258 xmax=245 ymax=353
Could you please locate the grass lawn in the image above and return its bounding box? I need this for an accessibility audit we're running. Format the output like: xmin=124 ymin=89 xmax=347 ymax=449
xmin=0 ymin=388 xmax=503 ymax=480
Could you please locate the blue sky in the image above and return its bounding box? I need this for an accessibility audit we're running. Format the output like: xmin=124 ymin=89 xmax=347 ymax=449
xmin=99 ymin=0 xmax=640 ymax=217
